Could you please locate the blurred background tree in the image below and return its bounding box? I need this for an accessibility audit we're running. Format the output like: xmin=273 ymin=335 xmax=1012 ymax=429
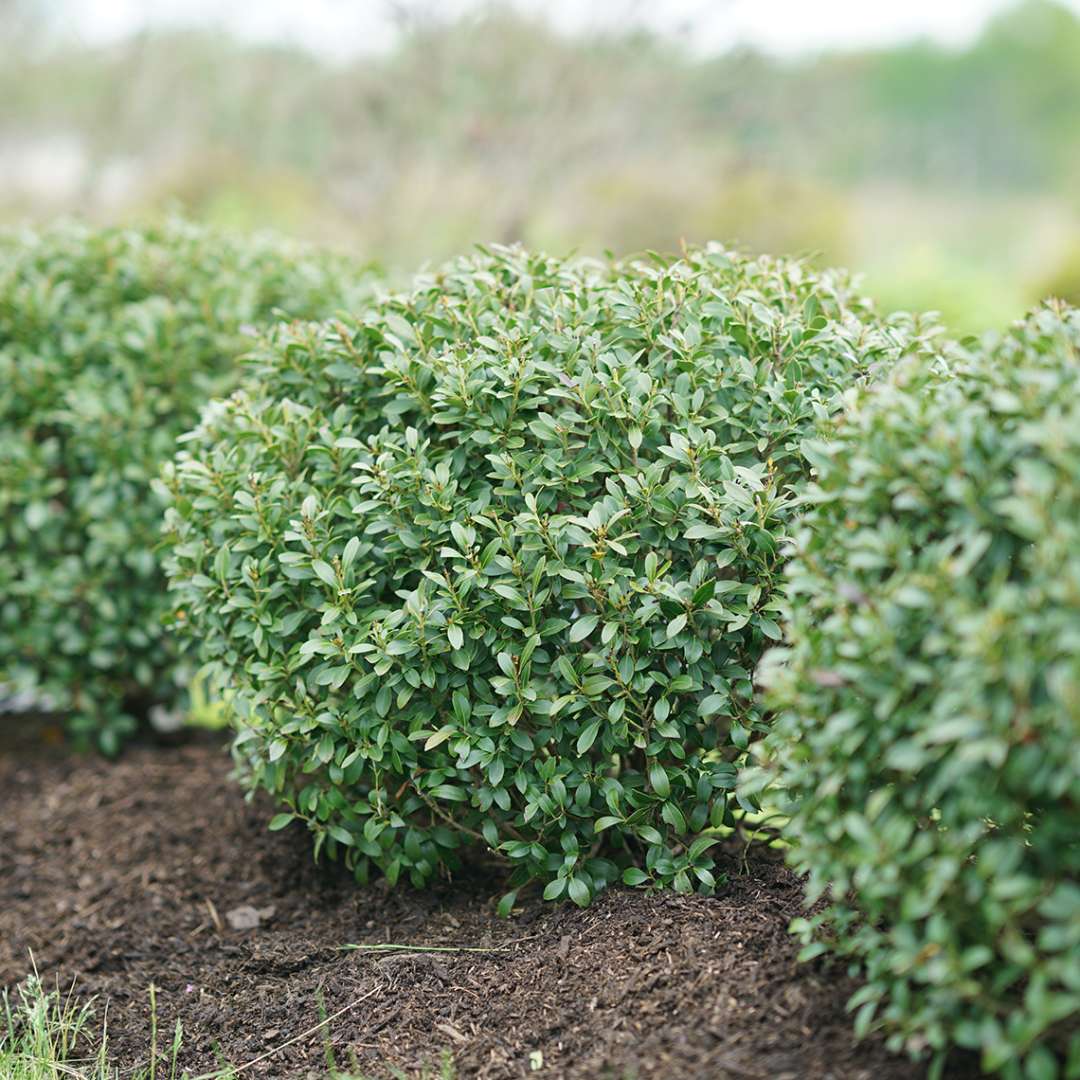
xmin=1 ymin=0 xmax=1078 ymax=332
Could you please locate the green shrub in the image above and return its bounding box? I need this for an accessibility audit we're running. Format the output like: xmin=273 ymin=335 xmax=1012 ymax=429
xmin=161 ymin=243 xmax=936 ymax=906
xmin=0 ymin=219 xmax=370 ymax=752
xmin=755 ymin=301 xmax=1080 ymax=1077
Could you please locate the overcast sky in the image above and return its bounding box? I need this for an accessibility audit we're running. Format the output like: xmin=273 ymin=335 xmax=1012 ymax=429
xmin=62 ymin=0 xmax=1080 ymax=58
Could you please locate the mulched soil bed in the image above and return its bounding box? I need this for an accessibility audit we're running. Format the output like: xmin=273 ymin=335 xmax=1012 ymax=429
xmin=0 ymin=728 xmax=973 ymax=1080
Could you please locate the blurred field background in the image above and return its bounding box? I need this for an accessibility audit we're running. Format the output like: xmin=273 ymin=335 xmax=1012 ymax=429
xmin=3 ymin=0 xmax=1079 ymax=333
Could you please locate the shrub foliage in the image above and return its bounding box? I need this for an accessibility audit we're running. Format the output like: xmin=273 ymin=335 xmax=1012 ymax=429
xmin=162 ymin=244 xmax=932 ymax=906
xmin=0 ymin=219 xmax=365 ymax=751
xmin=757 ymin=302 xmax=1080 ymax=1076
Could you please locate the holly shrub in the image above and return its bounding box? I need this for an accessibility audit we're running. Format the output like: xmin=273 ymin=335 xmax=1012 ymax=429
xmin=161 ymin=243 xmax=937 ymax=907
xmin=754 ymin=301 xmax=1080 ymax=1077
xmin=0 ymin=219 xmax=370 ymax=752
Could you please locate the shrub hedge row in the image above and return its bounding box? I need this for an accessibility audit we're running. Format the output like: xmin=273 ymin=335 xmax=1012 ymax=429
xmin=4 ymin=222 xmax=1077 ymax=1076
xmin=0 ymin=220 xmax=368 ymax=751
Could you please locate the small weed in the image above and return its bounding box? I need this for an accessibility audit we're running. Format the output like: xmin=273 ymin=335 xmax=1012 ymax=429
xmin=0 ymin=966 xmax=107 ymax=1079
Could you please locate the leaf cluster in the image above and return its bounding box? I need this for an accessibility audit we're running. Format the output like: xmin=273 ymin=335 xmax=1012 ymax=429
xmin=161 ymin=243 xmax=935 ymax=905
xmin=0 ymin=219 xmax=369 ymax=751
xmin=754 ymin=301 xmax=1080 ymax=1077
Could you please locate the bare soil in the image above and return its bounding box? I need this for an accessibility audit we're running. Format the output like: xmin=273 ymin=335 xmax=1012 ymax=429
xmin=0 ymin=727 xmax=974 ymax=1079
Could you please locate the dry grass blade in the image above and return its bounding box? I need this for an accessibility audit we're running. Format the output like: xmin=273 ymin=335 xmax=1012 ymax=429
xmin=339 ymin=943 xmax=512 ymax=955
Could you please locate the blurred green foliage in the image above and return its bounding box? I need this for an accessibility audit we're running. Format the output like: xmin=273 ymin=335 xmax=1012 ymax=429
xmin=0 ymin=219 xmax=371 ymax=751
xmin=1 ymin=1 xmax=1077 ymax=332
xmin=1039 ymin=241 xmax=1080 ymax=306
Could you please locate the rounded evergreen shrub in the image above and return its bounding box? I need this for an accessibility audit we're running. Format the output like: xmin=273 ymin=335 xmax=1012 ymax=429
xmin=162 ymin=244 xmax=936 ymax=906
xmin=757 ymin=302 xmax=1080 ymax=1076
xmin=0 ymin=219 xmax=369 ymax=751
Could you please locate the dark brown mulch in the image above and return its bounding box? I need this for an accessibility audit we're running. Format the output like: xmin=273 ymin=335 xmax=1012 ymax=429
xmin=0 ymin=728 xmax=971 ymax=1080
